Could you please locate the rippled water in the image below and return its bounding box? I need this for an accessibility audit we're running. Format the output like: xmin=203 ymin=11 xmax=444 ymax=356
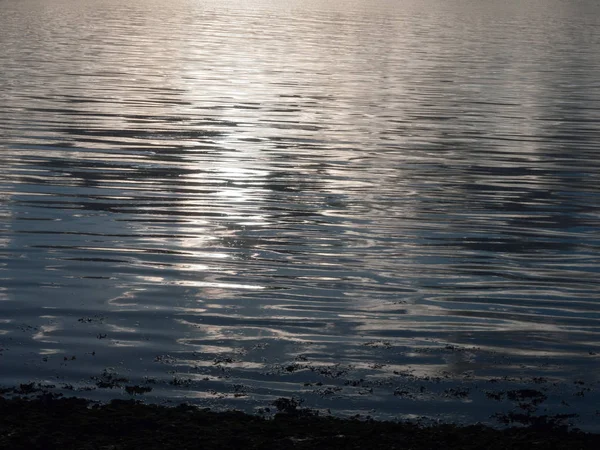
xmin=1 ymin=0 xmax=600 ymax=428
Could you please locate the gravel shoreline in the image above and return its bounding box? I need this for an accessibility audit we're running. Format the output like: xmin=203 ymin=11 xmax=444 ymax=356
xmin=1 ymin=392 xmax=599 ymax=450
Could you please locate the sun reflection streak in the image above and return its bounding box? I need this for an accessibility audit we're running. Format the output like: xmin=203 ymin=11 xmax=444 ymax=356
xmin=32 ymin=324 xmax=62 ymax=343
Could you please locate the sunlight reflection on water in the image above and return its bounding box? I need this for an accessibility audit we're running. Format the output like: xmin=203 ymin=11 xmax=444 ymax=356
xmin=1 ymin=0 xmax=600 ymax=429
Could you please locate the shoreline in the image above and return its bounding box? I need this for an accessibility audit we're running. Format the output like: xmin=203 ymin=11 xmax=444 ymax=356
xmin=1 ymin=390 xmax=599 ymax=449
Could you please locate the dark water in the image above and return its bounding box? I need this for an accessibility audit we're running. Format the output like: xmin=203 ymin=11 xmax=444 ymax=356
xmin=1 ymin=0 xmax=600 ymax=428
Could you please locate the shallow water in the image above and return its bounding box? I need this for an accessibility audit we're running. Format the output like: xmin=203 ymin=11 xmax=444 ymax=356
xmin=1 ymin=0 xmax=600 ymax=428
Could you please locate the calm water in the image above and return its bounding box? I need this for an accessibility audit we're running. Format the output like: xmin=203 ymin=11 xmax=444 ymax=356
xmin=1 ymin=0 xmax=600 ymax=428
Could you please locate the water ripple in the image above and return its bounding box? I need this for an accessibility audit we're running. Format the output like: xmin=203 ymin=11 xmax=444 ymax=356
xmin=1 ymin=0 xmax=600 ymax=429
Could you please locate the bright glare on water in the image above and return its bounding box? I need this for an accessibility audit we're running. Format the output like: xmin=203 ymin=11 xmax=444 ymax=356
xmin=1 ymin=0 xmax=600 ymax=428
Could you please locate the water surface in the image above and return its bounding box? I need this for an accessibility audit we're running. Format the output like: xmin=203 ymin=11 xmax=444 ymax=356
xmin=1 ymin=0 xmax=600 ymax=428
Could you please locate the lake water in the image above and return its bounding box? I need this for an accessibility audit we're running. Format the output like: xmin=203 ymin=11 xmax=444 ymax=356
xmin=1 ymin=0 xmax=600 ymax=429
